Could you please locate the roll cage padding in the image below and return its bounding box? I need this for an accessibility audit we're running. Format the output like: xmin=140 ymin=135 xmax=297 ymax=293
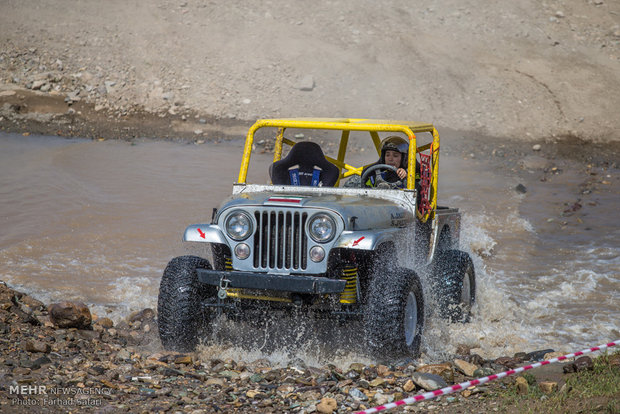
xmin=270 ymin=141 xmax=339 ymax=187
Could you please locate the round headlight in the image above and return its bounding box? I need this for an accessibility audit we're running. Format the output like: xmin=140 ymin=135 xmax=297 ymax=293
xmin=308 ymin=214 xmax=336 ymax=243
xmin=234 ymin=243 xmax=251 ymax=260
xmin=309 ymin=246 xmax=326 ymax=262
xmin=225 ymin=211 xmax=253 ymax=241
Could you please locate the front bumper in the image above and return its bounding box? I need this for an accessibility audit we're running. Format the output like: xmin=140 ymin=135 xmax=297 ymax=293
xmin=196 ymin=269 xmax=346 ymax=294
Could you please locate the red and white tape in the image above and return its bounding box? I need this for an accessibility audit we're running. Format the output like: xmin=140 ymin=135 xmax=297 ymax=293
xmin=355 ymin=340 xmax=619 ymax=414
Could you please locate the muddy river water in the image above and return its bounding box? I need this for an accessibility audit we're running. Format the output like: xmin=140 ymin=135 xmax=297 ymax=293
xmin=1 ymin=132 xmax=618 ymax=364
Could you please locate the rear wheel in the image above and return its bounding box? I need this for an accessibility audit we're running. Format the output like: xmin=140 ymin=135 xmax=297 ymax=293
xmin=157 ymin=255 xmax=215 ymax=351
xmin=433 ymin=250 xmax=476 ymax=323
xmin=364 ymin=266 xmax=424 ymax=358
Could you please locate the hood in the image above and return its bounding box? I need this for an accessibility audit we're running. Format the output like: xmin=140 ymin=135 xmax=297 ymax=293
xmin=217 ymin=192 xmax=413 ymax=230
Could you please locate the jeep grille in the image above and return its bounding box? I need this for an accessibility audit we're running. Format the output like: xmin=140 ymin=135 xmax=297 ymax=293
xmin=253 ymin=210 xmax=308 ymax=270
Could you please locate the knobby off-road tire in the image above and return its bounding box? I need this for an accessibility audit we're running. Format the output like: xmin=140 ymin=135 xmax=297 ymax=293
xmin=433 ymin=250 xmax=476 ymax=323
xmin=364 ymin=266 xmax=425 ymax=358
xmin=157 ymin=255 xmax=215 ymax=352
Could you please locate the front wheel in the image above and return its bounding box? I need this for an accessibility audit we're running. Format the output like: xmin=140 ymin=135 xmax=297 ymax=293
xmin=364 ymin=267 xmax=425 ymax=358
xmin=157 ymin=255 xmax=215 ymax=352
xmin=432 ymin=250 xmax=476 ymax=323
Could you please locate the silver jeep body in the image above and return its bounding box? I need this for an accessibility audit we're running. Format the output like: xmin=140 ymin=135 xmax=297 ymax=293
xmin=185 ymin=183 xmax=460 ymax=277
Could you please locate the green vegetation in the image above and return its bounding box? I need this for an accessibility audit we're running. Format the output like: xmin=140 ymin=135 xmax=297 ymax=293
xmin=494 ymin=351 xmax=620 ymax=413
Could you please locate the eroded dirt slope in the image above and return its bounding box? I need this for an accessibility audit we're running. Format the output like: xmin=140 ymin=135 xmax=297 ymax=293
xmin=1 ymin=0 xmax=619 ymax=142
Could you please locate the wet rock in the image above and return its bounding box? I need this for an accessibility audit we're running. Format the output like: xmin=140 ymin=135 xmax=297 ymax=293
xmin=416 ymin=362 xmax=454 ymax=383
xmin=77 ymin=329 xmax=101 ymax=340
xmin=544 ymin=351 xmax=566 ymax=360
xmin=376 ymin=364 xmax=390 ymax=376
xmin=174 ymin=355 xmax=193 ymax=365
xmin=362 ymin=366 xmax=378 ymax=380
xmin=525 ymin=349 xmax=554 ymax=361
xmin=31 ymin=80 xmax=46 ymax=90
xmin=515 ymin=183 xmax=527 ymax=194
xmin=403 ymin=379 xmax=416 ymax=392
xmin=288 ymin=357 xmax=307 ymax=371
xmin=358 ymin=379 xmax=370 ymax=389
xmin=65 ymin=91 xmax=81 ymax=104
xmin=468 ymin=353 xmax=485 ymax=366
xmin=247 ymin=372 xmax=263 ymax=383
xmin=369 ymin=378 xmax=385 ymax=387
xmin=515 ymin=376 xmax=529 ymax=394
xmin=473 ymin=367 xmax=495 ymax=377
xmin=494 ymin=356 xmax=521 ymax=368
xmin=345 ymin=369 xmax=360 ymax=380
xmin=454 ymin=359 xmax=478 ymax=377
xmin=246 ymin=389 xmax=267 ymax=399
xmin=219 ymin=370 xmax=240 ymax=379
xmin=411 ymin=372 xmax=448 ymax=391
xmin=348 ymin=362 xmax=365 ymax=373
xmin=349 ymin=387 xmax=368 ymax=401
xmin=573 ymin=356 xmax=594 ymax=372
xmin=316 ymin=397 xmax=337 ymax=413
xmin=128 ymin=308 xmax=155 ymax=323
xmin=116 ymin=349 xmax=131 ymax=361
xmin=206 ymin=378 xmax=225 ymax=386
xmin=514 ymin=352 xmax=527 ymax=360
xmin=49 ymin=301 xmax=92 ymax=329
xmin=562 ymin=363 xmax=576 ymax=374
xmin=12 ymin=305 xmax=41 ymax=325
xmin=95 ymin=317 xmax=114 ymax=329
xmin=18 ymin=294 xmax=45 ymax=312
xmin=539 ymin=381 xmax=558 ymax=393
xmin=373 ymin=391 xmax=391 ymax=405
xmin=24 ymin=340 xmax=50 ymax=353
xmin=20 ymin=355 xmax=51 ymax=370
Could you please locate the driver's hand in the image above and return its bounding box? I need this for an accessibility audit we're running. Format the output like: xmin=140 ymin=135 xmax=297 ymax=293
xmin=396 ymin=168 xmax=407 ymax=179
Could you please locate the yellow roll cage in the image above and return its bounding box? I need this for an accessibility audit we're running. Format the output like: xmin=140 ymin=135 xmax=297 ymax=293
xmin=238 ymin=118 xmax=440 ymax=221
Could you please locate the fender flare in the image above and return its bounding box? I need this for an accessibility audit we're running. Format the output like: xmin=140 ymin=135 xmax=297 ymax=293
xmin=333 ymin=228 xmax=403 ymax=251
xmin=183 ymin=224 xmax=228 ymax=244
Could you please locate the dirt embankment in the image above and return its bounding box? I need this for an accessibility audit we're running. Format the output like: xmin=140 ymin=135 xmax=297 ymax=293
xmin=1 ymin=0 xmax=619 ymax=143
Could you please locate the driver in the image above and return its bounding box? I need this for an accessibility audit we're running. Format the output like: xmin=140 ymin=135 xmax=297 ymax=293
xmin=363 ymin=136 xmax=409 ymax=188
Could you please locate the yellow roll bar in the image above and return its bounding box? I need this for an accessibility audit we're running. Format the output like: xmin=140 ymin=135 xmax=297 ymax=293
xmin=238 ymin=118 xmax=440 ymax=221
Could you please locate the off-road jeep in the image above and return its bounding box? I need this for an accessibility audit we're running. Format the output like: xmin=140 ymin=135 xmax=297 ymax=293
xmin=158 ymin=118 xmax=475 ymax=357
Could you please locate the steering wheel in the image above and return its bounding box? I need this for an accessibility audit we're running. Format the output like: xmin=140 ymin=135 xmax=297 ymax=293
xmin=360 ymin=164 xmax=400 ymax=188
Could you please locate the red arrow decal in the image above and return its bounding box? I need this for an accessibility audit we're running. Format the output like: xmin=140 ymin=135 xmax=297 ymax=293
xmin=197 ymin=228 xmax=206 ymax=239
xmin=352 ymin=236 xmax=365 ymax=247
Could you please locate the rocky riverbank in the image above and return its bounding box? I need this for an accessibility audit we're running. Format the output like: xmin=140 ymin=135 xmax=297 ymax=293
xmin=2 ymin=281 xmax=615 ymax=413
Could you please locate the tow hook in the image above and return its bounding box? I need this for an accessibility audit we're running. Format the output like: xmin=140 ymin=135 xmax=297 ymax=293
xmin=217 ymin=277 xmax=231 ymax=299
xmin=291 ymin=294 xmax=303 ymax=306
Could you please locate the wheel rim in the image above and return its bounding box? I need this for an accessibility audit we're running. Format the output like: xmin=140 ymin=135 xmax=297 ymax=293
xmin=460 ymin=270 xmax=472 ymax=306
xmin=404 ymin=292 xmax=418 ymax=346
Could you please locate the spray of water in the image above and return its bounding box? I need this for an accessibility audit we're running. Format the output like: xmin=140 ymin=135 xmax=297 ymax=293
xmin=196 ymin=313 xmax=373 ymax=370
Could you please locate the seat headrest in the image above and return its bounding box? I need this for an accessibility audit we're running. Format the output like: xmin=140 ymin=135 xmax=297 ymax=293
xmin=270 ymin=141 xmax=339 ymax=187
